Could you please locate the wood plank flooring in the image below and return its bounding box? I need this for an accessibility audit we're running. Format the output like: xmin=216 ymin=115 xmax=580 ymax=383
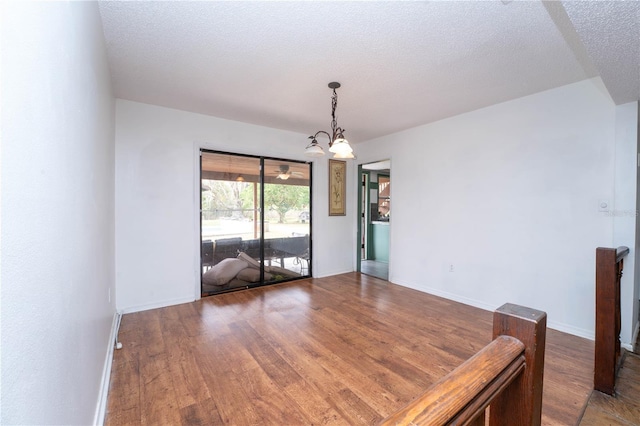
xmin=106 ymin=273 xmax=594 ymax=425
xmin=579 ymin=351 xmax=640 ymax=426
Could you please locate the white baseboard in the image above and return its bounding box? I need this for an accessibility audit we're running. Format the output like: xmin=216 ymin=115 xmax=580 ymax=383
xmin=120 ymin=296 xmax=195 ymax=314
xmin=314 ymin=268 xmax=355 ymax=279
xmin=392 ymin=278 xmax=596 ymax=340
xmin=392 ymin=278 xmax=495 ymax=312
xmin=93 ymin=311 xmax=120 ymax=426
xmin=628 ymin=321 xmax=640 ymax=352
xmin=546 ymin=320 xmax=594 ymax=341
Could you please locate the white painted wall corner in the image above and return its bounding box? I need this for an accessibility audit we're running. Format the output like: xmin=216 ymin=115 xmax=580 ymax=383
xmin=93 ymin=311 xmax=121 ymax=426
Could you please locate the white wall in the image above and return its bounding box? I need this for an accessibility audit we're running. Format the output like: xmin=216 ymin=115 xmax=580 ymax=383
xmin=354 ymin=78 xmax=619 ymax=340
xmin=613 ymin=101 xmax=639 ymax=348
xmin=115 ymin=100 xmax=354 ymax=312
xmin=1 ymin=2 xmax=115 ymax=425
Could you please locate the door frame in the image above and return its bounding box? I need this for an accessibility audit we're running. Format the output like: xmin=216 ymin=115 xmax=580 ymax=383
xmin=357 ymin=160 xmax=391 ymax=278
xmin=198 ymin=148 xmax=313 ymax=296
xmin=357 ymin=168 xmax=371 ymax=270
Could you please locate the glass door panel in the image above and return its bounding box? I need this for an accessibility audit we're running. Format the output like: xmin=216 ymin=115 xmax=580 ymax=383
xmin=200 ymin=151 xmax=311 ymax=296
xmin=201 ymin=152 xmax=262 ymax=295
xmin=263 ymin=159 xmax=311 ymax=283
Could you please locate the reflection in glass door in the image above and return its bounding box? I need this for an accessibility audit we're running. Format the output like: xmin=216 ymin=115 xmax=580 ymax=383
xmin=200 ymin=151 xmax=311 ymax=296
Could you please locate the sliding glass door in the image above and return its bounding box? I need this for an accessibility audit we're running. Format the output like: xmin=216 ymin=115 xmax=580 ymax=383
xmin=200 ymin=150 xmax=311 ymax=295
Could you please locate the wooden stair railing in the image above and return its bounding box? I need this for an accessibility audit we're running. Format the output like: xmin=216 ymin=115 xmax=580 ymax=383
xmin=381 ymin=303 xmax=546 ymax=426
xmin=594 ymin=246 xmax=630 ymax=395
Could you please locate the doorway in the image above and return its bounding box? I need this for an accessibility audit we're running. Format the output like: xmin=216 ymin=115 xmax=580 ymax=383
xmin=200 ymin=150 xmax=312 ymax=295
xmin=357 ymin=160 xmax=390 ymax=280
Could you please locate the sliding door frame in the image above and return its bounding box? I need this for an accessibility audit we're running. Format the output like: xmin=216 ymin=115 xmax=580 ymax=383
xmin=199 ymin=149 xmax=313 ymax=296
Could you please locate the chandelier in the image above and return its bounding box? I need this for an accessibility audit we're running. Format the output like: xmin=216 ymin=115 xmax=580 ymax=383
xmin=305 ymin=82 xmax=355 ymax=159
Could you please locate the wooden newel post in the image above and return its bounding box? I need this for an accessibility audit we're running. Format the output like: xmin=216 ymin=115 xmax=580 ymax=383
xmin=593 ymin=246 xmax=628 ymax=395
xmin=489 ymin=303 xmax=547 ymax=426
xmin=594 ymin=247 xmax=618 ymax=395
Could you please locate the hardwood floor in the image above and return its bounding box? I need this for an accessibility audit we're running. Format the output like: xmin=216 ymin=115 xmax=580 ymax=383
xmin=579 ymin=351 xmax=640 ymax=425
xmin=106 ymin=273 xmax=594 ymax=425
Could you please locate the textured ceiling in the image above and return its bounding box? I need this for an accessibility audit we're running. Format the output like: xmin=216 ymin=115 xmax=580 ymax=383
xmin=98 ymin=1 xmax=639 ymax=145
xmin=562 ymin=1 xmax=640 ymax=105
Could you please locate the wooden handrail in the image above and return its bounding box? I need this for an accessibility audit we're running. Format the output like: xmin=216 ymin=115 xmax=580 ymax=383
xmin=594 ymin=246 xmax=629 ymax=395
xmin=381 ymin=303 xmax=546 ymax=426
xmin=616 ymin=246 xmax=630 ymax=263
xmin=381 ymin=336 xmax=525 ymax=425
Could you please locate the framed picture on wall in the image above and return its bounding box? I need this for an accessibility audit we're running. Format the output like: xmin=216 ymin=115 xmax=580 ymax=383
xmin=329 ymin=159 xmax=346 ymax=216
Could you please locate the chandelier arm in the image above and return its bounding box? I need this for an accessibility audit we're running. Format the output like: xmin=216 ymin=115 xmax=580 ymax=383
xmin=313 ymin=130 xmax=333 ymax=144
xmin=334 ymin=127 xmax=346 ymax=137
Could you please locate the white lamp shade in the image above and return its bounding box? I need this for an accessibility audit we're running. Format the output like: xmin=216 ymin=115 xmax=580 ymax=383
xmin=329 ymin=138 xmax=352 ymax=154
xmin=333 ymin=151 xmax=355 ymax=159
xmin=305 ymin=143 xmax=325 ymax=157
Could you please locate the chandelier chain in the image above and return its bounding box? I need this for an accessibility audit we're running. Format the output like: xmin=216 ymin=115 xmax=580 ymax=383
xmin=331 ymin=89 xmax=338 ymax=136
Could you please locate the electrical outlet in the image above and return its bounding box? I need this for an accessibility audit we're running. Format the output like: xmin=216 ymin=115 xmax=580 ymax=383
xmin=449 ymin=264 xmax=454 ymax=273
